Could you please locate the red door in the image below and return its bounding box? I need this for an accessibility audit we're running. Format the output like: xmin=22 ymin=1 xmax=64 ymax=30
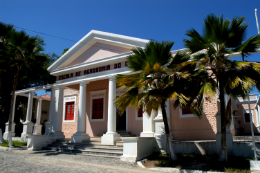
xmin=65 ymin=102 xmax=75 ymax=120
xmin=92 ymin=98 xmax=103 ymax=119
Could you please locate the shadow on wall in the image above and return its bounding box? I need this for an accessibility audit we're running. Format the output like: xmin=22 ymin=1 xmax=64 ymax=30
xmin=233 ymin=104 xmax=258 ymax=136
xmin=170 ymin=102 xmax=217 ymax=141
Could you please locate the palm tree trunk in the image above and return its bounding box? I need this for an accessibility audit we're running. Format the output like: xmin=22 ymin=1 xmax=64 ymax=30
xmin=161 ymin=100 xmax=177 ymax=160
xmin=8 ymin=67 xmax=19 ymax=147
xmin=219 ymin=78 xmax=227 ymax=161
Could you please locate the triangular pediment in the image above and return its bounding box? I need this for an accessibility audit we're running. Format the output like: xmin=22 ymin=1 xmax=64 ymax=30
xmin=64 ymin=42 xmax=131 ymax=68
xmin=48 ymin=30 xmax=149 ymax=73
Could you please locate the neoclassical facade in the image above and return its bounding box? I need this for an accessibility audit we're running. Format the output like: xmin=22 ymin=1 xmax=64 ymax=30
xmin=4 ymin=31 xmax=260 ymax=152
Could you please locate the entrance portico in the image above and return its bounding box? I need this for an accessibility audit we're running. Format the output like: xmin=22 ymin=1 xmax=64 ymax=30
xmin=5 ymin=31 xmax=157 ymax=150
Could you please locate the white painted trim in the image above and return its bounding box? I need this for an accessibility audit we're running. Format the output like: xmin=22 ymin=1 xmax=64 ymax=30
xmin=90 ymin=90 xmax=106 ymax=122
xmin=179 ymin=107 xmax=195 ymax=118
xmin=135 ymin=109 xmax=143 ymax=120
xmin=243 ymin=109 xmax=254 ymax=124
xmin=48 ymin=30 xmax=149 ymax=72
xmin=55 ymin=67 xmax=133 ymax=87
xmin=51 ymin=52 xmax=131 ymax=76
xmin=63 ymin=95 xmax=77 ymax=123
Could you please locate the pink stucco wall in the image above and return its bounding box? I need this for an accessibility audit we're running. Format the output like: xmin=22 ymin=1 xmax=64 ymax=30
xmin=67 ymin=42 xmax=131 ymax=67
xmin=61 ymin=80 xmax=143 ymax=138
xmin=86 ymin=79 xmax=109 ymax=137
xmin=61 ymin=88 xmax=79 ymax=138
xmin=234 ymin=103 xmax=258 ymax=134
xmin=169 ymin=96 xmax=218 ymax=140
xmin=127 ymin=107 xmax=143 ymax=136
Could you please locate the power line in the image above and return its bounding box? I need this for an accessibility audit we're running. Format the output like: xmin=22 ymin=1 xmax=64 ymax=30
xmin=13 ymin=25 xmax=127 ymax=54
xmin=13 ymin=26 xmax=77 ymax=42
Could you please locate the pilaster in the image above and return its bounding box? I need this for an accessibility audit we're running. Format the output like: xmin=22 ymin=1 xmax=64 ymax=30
xmin=51 ymin=86 xmax=65 ymax=139
xmin=45 ymin=86 xmax=55 ymax=135
xmin=33 ymin=98 xmax=42 ymax=135
xmin=21 ymin=91 xmax=34 ymax=138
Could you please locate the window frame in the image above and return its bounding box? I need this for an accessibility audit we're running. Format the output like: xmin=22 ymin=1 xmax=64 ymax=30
xmin=243 ymin=109 xmax=254 ymax=124
xmin=90 ymin=90 xmax=106 ymax=122
xmin=135 ymin=107 xmax=143 ymax=120
xmin=179 ymin=106 xmax=196 ymax=118
xmin=63 ymin=94 xmax=77 ymax=122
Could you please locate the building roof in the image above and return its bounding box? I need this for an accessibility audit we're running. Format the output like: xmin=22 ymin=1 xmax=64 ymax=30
xmin=40 ymin=94 xmax=51 ymax=99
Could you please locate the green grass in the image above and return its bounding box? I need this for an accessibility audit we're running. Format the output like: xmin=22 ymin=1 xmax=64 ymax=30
xmin=147 ymin=153 xmax=251 ymax=172
xmin=0 ymin=140 xmax=27 ymax=148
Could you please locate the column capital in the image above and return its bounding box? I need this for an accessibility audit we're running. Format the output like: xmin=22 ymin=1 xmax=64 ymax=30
xmin=79 ymin=81 xmax=90 ymax=86
xmin=37 ymin=97 xmax=43 ymax=101
xmin=107 ymin=75 xmax=116 ymax=81
xmin=54 ymin=85 xmax=66 ymax=90
xmin=27 ymin=90 xmax=35 ymax=94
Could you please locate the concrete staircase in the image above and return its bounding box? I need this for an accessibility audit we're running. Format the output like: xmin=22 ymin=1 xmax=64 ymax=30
xmin=97 ymin=130 xmax=136 ymax=137
xmin=41 ymin=137 xmax=123 ymax=158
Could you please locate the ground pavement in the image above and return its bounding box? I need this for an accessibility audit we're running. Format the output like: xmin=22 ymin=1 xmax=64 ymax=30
xmin=0 ymin=150 xmax=157 ymax=173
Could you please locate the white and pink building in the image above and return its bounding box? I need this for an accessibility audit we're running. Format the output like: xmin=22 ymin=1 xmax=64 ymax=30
xmin=4 ymin=30 xmax=260 ymax=160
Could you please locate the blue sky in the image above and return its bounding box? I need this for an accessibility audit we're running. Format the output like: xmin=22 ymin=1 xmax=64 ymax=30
xmin=1 ymin=0 xmax=260 ymax=96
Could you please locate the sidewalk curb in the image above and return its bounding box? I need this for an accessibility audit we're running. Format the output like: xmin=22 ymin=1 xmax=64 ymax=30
xmin=0 ymin=146 xmax=28 ymax=151
xmin=136 ymin=161 xmax=224 ymax=173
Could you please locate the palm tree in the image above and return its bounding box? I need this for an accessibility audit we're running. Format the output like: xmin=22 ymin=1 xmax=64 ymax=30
xmin=183 ymin=14 xmax=260 ymax=161
xmin=114 ymin=41 xmax=195 ymax=160
xmin=0 ymin=22 xmax=14 ymax=144
xmin=1 ymin=28 xmax=46 ymax=146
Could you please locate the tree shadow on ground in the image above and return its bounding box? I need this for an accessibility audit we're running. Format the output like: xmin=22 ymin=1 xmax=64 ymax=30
xmin=144 ymin=152 xmax=251 ymax=172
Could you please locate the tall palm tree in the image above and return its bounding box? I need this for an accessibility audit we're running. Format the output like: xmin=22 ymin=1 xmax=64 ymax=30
xmin=183 ymin=14 xmax=260 ymax=161
xmin=114 ymin=41 xmax=195 ymax=160
xmin=2 ymin=29 xmax=46 ymax=146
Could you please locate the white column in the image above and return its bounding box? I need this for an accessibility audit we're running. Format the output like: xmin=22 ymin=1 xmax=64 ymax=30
xmin=52 ymin=86 xmax=65 ymax=139
xmin=33 ymin=98 xmax=42 ymax=135
xmin=3 ymin=94 xmax=17 ymax=139
xmin=21 ymin=91 xmax=34 ymax=138
xmin=140 ymin=109 xmax=155 ymax=137
xmin=45 ymin=87 xmax=55 ymax=135
xmin=71 ymin=82 xmax=90 ymax=143
xmin=101 ymin=75 xmax=120 ymax=145
xmin=257 ymin=105 xmax=260 ymax=133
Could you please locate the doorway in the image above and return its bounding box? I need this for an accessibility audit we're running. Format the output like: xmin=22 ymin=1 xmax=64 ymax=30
xmin=116 ymin=110 xmax=126 ymax=131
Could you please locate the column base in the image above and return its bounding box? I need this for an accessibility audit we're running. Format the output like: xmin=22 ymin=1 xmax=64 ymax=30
xmin=3 ymin=122 xmax=16 ymax=140
xmin=33 ymin=124 xmax=42 ymax=135
xmin=3 ymin=132 xmax=15 ymax=140
xmin=21 ymin=121 xmax=34 ymax=138
xmin=71 ymin=132 xmax=90 ymax=143
xmin=54 ymin=131 xmax=65 ymax=140
xmin=140 ymin=132 xmax=154 ymax=137
xmin=101 ymin=132 xmax=121 ymax=145
xmin=44 ymin=121 xmax=52 ymax=135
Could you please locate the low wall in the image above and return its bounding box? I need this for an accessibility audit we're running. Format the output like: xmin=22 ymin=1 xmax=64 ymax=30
xmin=233 ymin=142 xmax=260 ymax=158
xmin=27 ymin=134 xmax=64 ymax=150
xmin=120 ymin=137 xmax=156 ymax=162
xmin=172 ymin=141 xmax=260 ymax=158
xmin=172 ymin=141 xmax=217 ymax=155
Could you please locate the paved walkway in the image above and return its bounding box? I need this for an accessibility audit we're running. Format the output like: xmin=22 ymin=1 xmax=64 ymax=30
xmin=0 ymin=150 xmax=156 ymax=173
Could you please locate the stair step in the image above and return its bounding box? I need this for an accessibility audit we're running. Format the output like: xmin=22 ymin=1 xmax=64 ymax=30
xmin=44 ymin=146 xmax=123 ymax=152
xmin=40 ymin=150 xmax=121 ymax=158
xmin=53 ymin=141 xmax=104 ymax=145
xmin=48 ymin=143 xmax=122 ymax=148
xmin=42 ymin=147 xmax=122 ymax=157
